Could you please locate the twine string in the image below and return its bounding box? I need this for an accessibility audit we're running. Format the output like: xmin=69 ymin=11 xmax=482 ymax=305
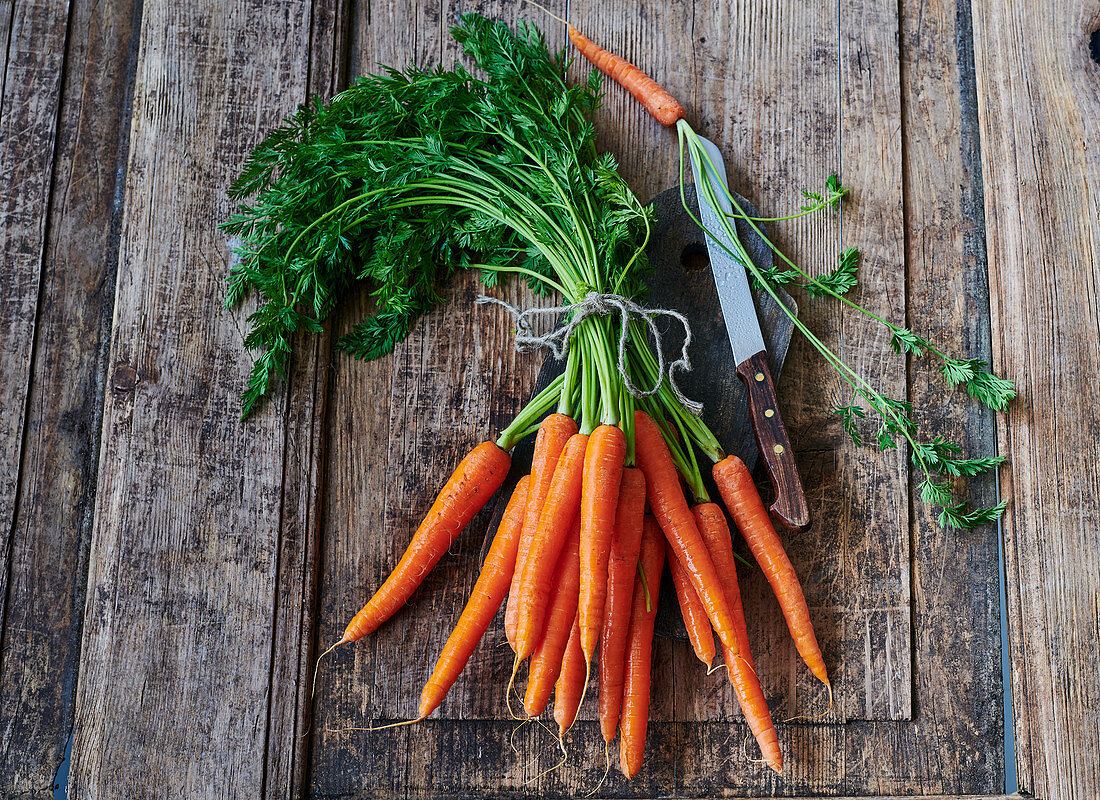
xmin=476 ymin=292 xmax=702 ymax=414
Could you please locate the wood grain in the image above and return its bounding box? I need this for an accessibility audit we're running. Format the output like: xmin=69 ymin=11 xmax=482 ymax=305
xmin=973 ymin=0 xmax=1100 ymax=798
xmin=66 ymin=1 xmax=327 ymax=797
xmin=311 ymin=0 xmax=927 ymax=795
xmin=658 ymin=0 xmax=910 ymax=724
xmin=829 ymin=0 xmax=1007 ymax=793
xmin=309 ymin=5 xmax=566 ymax=797
xmin=0 ymin=0 xmax=78 ymax=794
xmin=0 ymin=0 xmax=72 ymax=653
xmin=0 ymin=0 xmax=145 ymax=796
xmin=0 ymin=0 xmax=1036 ymax=795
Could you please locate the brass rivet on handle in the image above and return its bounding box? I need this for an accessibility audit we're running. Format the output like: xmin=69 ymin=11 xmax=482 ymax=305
xmin=755 ymin=372 xmax=765 ymax=382
xmin=764 ymin=408 xmax=775 ymax=418
xmin=773 ymin=444 xmax=785 ymax=455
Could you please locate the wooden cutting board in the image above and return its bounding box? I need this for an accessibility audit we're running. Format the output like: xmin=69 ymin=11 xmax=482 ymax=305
xmin=484 ymin=184 xmax=797 ymax=639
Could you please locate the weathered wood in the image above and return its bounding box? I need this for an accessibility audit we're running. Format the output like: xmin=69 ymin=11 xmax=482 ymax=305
xmin=973 ymin=1 xmax=1100 ymax=798
xmin=835 ymin=0 xmax=1005 ymax=793
xmin=261 ymin=4 xmax=349 ymax=799
xmin=834 ymin=0 xmax=912 ymax=723
xmin=0 ymin=0 xmax=1031 ymax=795
xmin=309 ymin=5 xmax=567 ymax=797
xmin=0 ymin=0 xmax=72 ymax=644
xmin=642 ymin=0 xmax=910 ymax=724
xmin=299 ymin=0 xmax=1022 ymax=793
xmin=66 ymin=1 xmax=325 ymax=797
xmin=0 ymin=0 xmax=84 ymax=795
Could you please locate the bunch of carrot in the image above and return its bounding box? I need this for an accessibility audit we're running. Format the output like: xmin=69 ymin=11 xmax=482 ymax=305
xmin=333 ymin=400 xmax=827 ymax=776
xmin=319 ymin=15 xmax=829 ymax=780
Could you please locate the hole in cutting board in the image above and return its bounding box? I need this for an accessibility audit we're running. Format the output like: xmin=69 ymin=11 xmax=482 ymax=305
xmin=680 ymin=241 xmax=710 ymax=271
xmin=1091 ymin=28 xmax=1100 ymax=64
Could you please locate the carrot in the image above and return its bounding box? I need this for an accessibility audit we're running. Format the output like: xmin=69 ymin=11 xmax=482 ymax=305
xmin=619 ymin=517 xmax=665 ymax=779
xmin=524 ymin=522 xmax=581 ymax=717
xmin=553 ymin=615 xmax=586 ymax=735
xmin=597 ymin=467 xmax=646 ymax=744
xmin=692 ymin=503 xmax=753 ymax=671
xmin=505 ymin=413 xmax=578 ymax=649
xmin=632 ymin=411 xmax=739 ymax=654
xmin=729 ymin=652 xmax=783 ymax=773
xmin=667 ymin=541 xmax=716 ymax=668
xmin=340 ymin=441 xmax=511 ymax=644
xmin=690 ymin=503 xmax=781 ymax=772
xmin=416 ymin=476 xmax=530 ymax=719
xmin=567 ymin=26 xmax=686 ymax=127
xmin=713 ymin=455 xmax=828 ymax=686
xmin=578 ymin=424 xmax=626 ymax=665
xmin=514 ymin=432 xmax=588 ymax=661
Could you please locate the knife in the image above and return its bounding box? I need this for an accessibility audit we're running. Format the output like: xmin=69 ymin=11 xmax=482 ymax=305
xmin=687 ymin=136 xmax=810 ymax=532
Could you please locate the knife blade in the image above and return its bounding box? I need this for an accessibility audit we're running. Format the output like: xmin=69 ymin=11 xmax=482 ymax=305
xmin=688 ymin=136 xmax=811 ymax=532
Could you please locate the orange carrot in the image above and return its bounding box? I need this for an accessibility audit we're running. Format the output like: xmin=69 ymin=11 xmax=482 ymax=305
xmin=632 ymin=411 xmax=739 ymax=654
xmin=514 ymin=432 xmax=588 ymax=661
xmin=667 ymin=541 xmax=715 ymax=668
xmin=578 ymin=424 xmax=626 ymax=666
xmin=713 ymin=456 xmax=828 ymax=686
xmin=553 ymin=615 xmax=586 ymax=735
xmin=567 ymin=26 xmax=686 ymax=127
xmin=506 ymin=414 xmax=578 ymax=649
xmin=729 ymin=653 xmax=783 ymax=773
xmin=691 ymin=503 xmax=780 ymax=772
xmin=524 ymin=522 xmax=581 ymax=717
xmin=597 ymin=467 xmax=646 ymax=744
xmin=341 ymin=441 xmax=511 ymax=644
xmin=418 ymin=476 xmax=530 ymax=719
xmin=619 ymin=517 xmax=665 ymax=779
xmin=692 ymin=503 xmax=754 ymax=671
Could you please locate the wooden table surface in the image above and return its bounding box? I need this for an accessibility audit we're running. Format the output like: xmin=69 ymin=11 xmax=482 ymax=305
xmin=1 ymin=0 xmax=1098 ymax=798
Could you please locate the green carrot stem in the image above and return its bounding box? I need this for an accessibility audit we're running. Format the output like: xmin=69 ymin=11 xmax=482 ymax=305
xmin=496 ymin=373 xmax=566 ymax=451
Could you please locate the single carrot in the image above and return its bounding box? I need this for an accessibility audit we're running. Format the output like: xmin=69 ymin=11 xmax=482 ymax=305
xmin=514 ymin=432 xmax=588 ymax=661
xmin=693 ymin=503 xmax=754 ymax=671
xmin=632 ymin=411 xmax=739 ymax=654
xmin=341 ymin=441 xmax=511 ymax=644
xmin=524 ymin=522 xmax=581 ymax=718
xmin=619 ymin=517 xmax=666 ymax=779
xmin=597 ymin=467 xmax=646 ymax=744
xmin=505 ymin=413 xmax=578 ymax=649
xmin=553 ymin=615 xmax=586 ymax=735
xmin=691 ymin=503 xmax=781 ymax=772
xmin=417 ymin=476 xmax=530 ymax=719
xmin=667 ymin=541 xmax=716 ymax=668
xmin=567 ymin=26 xmax=686 ymax=127
xmin=713 ymin=455 xmax=829 ymax=686
xmin=578 ymin=424 xmax=626 ymax=665
xmin=729 ymin=652 xmax=783 ymax=773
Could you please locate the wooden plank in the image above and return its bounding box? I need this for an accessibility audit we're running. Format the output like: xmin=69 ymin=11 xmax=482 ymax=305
xmin=0 ymin=0 xmax=146 ymax=795
xmin=972 ymin=0 xmax=1100 ymax=798
xmin=835 ymin=0 xmax=912 ymax=722
xmin=261 ymin=4 xmax=349 ymax=798
xmin=303 ymin=0 xmax=960 ymax=793
xmin=66 ymin=1 xmax=324 ymax=797
xmin=839 ymin=0 xmax=1005 ymax=792
xmin=307 ymin=0 xmax=1009 ymax=795
xmin=310 ymin=7 xmax=569 ymax=785
xmin=626 ymin=0 xmax=910 ymax=722
xmin=0 ymin=0 xmax=77 ymax=792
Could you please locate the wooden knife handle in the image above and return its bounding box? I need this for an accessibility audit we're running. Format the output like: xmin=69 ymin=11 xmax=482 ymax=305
xmin=735 ymin=350 xmax=811 ymax=532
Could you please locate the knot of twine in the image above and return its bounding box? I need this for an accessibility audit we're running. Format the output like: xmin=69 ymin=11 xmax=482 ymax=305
xmin=476 ymin=292 xmax=702 ymax=415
